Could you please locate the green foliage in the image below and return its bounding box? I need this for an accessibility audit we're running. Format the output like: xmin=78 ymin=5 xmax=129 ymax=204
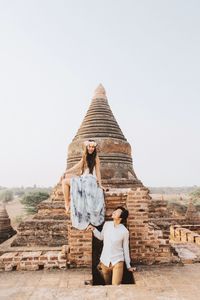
xmin=189 ymin=188 xmax=200 ymax=207
xmin=14 ymin=215 xmax=24 ymax=224
xmin=150 ymin=186 xmax=199 ymax=194
xmin=0 ymin=189 xmax=14 ymax=203
xmin=20 ymin=191 xmax=49 ymax=213
xmin=11 ymin=186 xmax=52 ymax=197
xmin=190 ymin=188 xmax=200 ymax=200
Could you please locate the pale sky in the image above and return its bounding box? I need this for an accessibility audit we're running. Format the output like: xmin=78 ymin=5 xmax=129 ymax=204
xmin=0 ymin=0 xmax=200 ymax=188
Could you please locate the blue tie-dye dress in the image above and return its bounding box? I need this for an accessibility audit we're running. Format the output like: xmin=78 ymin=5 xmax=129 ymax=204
xmin=70 ymin=167 xmax=105 ymax=230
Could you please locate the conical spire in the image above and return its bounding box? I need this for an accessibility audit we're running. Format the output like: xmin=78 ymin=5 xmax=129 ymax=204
xmin=92 ymin=83 xmax=107 ymax=100
xmin=185 ymin=199 xmax=199 ymax=220
xmin=0 ymin=204 xmax=9 ymax=219
xmin=67 ymin=84 xmax=142 ymax=186
xmin=0 ymin=204 xmax=16 ymax=243
xmin=73 ymin=84 xmax=126 ymax=141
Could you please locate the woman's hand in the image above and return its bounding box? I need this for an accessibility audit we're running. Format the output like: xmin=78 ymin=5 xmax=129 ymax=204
xmin=99 ymin=184 xmax=106 ymax=191
xmin=64 ymin=203 xmax=70 ymax=214
xmin=128 ymin=267 xmax=137 ymax=272
xmin=86 ymin=224 xmax=95 ymax=231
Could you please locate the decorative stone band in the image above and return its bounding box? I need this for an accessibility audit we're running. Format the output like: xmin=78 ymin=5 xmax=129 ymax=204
xmin=67 ymin=154 xmax=137 ymax=181
xmin=73 ymin=95 xmax=126 ymax=141
xmin=67 ymin=154 xmax=133 ymax=166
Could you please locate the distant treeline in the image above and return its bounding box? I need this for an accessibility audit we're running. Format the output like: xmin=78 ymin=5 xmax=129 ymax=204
xmin=0 ymin=186 xmax=52 ymax=203
xmin=1 ymin=185 xmax=199 ymax=196
xmin=149 ymin=186 xmax=199 ymax=194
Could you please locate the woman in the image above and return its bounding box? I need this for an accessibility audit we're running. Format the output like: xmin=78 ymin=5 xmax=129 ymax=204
xmin=62 ymin=139 xmax=105 ymax=230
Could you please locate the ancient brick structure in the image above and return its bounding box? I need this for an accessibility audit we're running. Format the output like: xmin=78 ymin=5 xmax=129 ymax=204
xmin=67 ymin=84 xmax=141 ymax=187
xmin=0 ymin=204 xmax=16 ymax=244
xmin=0 ymin=248 xmax=69 ymax=271
xmin=185 ymin=199 xmax=200 ymax=221
xmin=1 ymin=84 xmax=200 ymax=271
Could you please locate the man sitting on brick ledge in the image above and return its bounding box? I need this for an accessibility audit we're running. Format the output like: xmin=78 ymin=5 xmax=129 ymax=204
xmin=87 ymin=206 xmax=136 ymax=285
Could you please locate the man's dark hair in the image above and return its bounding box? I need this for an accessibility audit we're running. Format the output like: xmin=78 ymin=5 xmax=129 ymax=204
xmin=116 ymin=206 xmax=129 ymax=223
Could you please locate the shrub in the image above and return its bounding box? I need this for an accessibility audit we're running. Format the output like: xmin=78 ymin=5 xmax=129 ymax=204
xmin=0 ymin=189 xmax=14 ymax=203
xmin=20 ymin=191 xmax=49 ymax=213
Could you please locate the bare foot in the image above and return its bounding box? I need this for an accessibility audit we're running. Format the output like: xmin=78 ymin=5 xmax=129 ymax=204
xmin=65 ymin=204 xmax=70 ymax=214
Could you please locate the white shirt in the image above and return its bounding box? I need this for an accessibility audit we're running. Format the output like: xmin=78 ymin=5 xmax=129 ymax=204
xmin=93 ymin=221 xmax=131 ymax=269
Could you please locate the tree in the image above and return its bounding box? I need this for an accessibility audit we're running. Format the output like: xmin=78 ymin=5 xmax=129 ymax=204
xmin=190 ymin=188 xmax=200 ymax=201
xmin=20 ymin=191 xmax=49 ymax=213
xmin=0 ymin=189 xmax=14 ymax=203
xmin=189 ymin=188 xmax=200 ymax=210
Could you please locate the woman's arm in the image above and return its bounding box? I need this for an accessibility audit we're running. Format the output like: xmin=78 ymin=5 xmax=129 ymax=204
xmin=65 ymin=157 xmax=83 ymax=176
xmin=95 ymin=156 xmax=106 ymax=191
xmin=95 ymin=155 xmax=102 ymax=186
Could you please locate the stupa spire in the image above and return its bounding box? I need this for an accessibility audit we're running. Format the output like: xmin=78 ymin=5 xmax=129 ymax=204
xmin=92 ymin=83 xmax=107 ymax=100
xmin=68 ymin=85 xmax=141 ymax=184
xmin=0 ymin=204 xmax=16 ymax=243
xmin=73 ymin=84 xmax=125 ymax=140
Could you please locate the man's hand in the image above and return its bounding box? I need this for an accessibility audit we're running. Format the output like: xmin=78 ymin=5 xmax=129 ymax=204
xmin=86 ymin=224 xmax=95 ymax=231
xmin=128 ymin=267 xmax=137 ymax=272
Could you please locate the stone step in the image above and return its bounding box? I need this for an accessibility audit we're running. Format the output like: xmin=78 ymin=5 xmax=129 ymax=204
xmin=11 ymin=218 xmax=68 ymax=247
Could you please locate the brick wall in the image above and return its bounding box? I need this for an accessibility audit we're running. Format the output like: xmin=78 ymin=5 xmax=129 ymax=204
xmin=126 ymin=188 xmax=176 ymax=264
xmin=0 ymin=249 xmax=68 ymax=272
xmin=11 ymin=219 xmax=68 ymax=247
xmin=68 ymin=187 xmax=179 ymax=267
xmin=67 ymin=220 xmax=92 ymax=267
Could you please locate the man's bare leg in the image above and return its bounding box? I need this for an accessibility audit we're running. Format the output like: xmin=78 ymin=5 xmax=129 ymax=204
xmin=62 ymin=176 xmax=71 ymax=213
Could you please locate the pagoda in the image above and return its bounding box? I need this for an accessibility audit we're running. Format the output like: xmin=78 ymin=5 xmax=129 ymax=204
xmin=0 ymin=204 xmax=16 ymax=244
xmin=9 ymin=85 xmax=181 ymax=269
xmin=67 ymin=84 xmax=141 ymax=187
xmin=11 ymin=84 xmax=142 ymax=248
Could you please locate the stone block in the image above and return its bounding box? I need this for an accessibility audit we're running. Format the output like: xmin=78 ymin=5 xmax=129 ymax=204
xmin=187 ymin=233 xmax=197 ymax=243
xmin=21 ymin=251 xmax=42 ymax=261
xmin=194 ymin=236 xmax=200 ymax=245
xmin=4 ymin=263 xmax=14 ymax=271
xmin=43 ymin=251 xmax=60 ymax=261
xmin=180 ymin=229 xmax=191 ymax=242
xmin=0 ymin=252 xmax=19 ymax=262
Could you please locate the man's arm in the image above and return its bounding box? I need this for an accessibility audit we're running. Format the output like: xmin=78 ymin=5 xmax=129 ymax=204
xmin=87 ymin=222 xmax=107 ymax=241
xmin=123 ymin=230 xmax=131 ymax=269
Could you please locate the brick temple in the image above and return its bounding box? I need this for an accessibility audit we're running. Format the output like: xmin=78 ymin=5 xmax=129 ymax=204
xmin=0 ymin=204 xmax=16 ymax=244
xmin=1 ymin=84 xmax=200 ymax=272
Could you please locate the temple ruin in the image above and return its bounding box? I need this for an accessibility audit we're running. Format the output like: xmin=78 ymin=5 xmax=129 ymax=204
xmin=0 ymin=204 xmax=16 ymax=244
xmin=0 ymin=84 xmax=200 ymax=273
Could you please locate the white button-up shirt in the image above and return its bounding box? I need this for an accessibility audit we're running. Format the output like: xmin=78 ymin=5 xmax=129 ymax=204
xmin=93 ymin=221 xmax=131 ymax=269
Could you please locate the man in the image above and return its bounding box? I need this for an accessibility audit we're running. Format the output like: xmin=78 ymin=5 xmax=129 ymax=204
xmin=87 ymin=206 xmax=136 ymax=285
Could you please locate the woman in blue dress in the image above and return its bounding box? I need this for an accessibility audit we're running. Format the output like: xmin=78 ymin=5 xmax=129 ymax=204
xmin=62 ymin=139 xmax=105 ymax=230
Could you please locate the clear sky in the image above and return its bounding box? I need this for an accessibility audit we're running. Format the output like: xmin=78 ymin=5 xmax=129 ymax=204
xmin=0 ymin=0 xmax=200 ymax=188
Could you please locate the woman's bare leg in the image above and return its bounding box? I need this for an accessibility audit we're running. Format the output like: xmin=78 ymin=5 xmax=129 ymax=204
xmin=62 ymin=176 xmax=71 ymax=213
